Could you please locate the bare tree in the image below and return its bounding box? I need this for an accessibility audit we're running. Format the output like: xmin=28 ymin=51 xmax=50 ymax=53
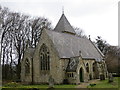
xmin=0 ymin=5 xmax=53 ymax=81
xmin=11 ymin=13 xmax=30 ymax=80
xmin=0 ymin=6 xmax=29 ymax=80
xmin=105 ymin=46 xmax=120 ymax=74
xmin=29 ymin=17 xmax=52 ymax=47
xmin=0 ymin=6 xmax=10 ymax=79
xmin=74 ymin=27 xmax=86 ymax=38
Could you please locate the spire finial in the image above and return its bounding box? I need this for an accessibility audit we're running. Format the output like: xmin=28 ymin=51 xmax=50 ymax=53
xmin=62 ymin=6 xmax=64 ymax=14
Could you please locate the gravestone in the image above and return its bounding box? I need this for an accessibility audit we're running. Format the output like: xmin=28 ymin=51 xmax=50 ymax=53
xmin=48 ymin=75 xmax=54 ymax=88
xmin=108 ymin=73 xmax=113 ymax=83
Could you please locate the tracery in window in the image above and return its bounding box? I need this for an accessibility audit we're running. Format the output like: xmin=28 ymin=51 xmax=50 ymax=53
xmin=40 ymin=44 xmax=50 ymax=70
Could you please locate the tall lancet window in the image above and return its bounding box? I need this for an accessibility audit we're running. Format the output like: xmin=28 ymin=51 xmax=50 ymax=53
xmin=40 ymin=44 xmax=50 ymax=70
xmin=86 ymin=63 xmax=89 ymax=73
xmin=25 ymin=59 xmax=30 ymax=75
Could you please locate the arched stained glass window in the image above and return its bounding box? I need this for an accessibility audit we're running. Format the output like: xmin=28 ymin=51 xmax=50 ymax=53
xmin=40 ymin=44 xmax=50 ymax=70
xmin=25 ymin=59 xmax=30 ymax=75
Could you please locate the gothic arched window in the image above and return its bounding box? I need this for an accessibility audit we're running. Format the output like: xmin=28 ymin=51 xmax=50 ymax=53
xmin=86 ymin=63 xmax=89 ymax=73
xmin=40 ymin=44 xmax=50 ymax=70
xmin=25 ymin=59 xmax=30 ymax=75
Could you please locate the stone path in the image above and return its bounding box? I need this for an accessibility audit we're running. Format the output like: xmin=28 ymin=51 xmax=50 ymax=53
xmin=76 ymin=79 xmax=100 ymax=88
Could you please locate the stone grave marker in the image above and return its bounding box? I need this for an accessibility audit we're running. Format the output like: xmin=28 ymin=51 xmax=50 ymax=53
xmin=108 ymin=73 xmax=113 ymax=83
xmin=48 ymin=75 xmax=54 ymax=88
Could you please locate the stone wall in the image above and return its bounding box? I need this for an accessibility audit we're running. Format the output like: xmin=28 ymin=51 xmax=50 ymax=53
xmin=67 ymin=72 xmax=77 ymax=84
xmin=83 ymin=59 xmax=95 ymax=80
xmin=67 ymin=58 xmax=97 ymax=84
xmin=32 ymin=30 xmax=64 ymax=84
xmin=21 ymin=51 xmax=32 ymax=84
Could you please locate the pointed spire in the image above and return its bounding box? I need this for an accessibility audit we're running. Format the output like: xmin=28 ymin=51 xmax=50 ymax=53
xmin=54 ymin=13 xmax=76 ymax=35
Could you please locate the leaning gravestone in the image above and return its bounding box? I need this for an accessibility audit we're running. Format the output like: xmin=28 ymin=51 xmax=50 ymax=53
xmin=48 ymin=75 xmax=54 ymax=88
xmin=108 ymin=73 xmax=113 ymax=83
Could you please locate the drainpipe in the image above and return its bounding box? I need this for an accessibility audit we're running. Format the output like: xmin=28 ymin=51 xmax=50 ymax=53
xmin=31 ymin=57 xmax=34 ymax=84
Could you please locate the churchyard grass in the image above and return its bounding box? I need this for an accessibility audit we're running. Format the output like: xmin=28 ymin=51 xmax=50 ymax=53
xmin=2 ymin=84 xmax=76 ymax=89
xmin=2 ymin=77 xmax=120 ymax=89
xmin=88 ymin=77 xmax=119 ymax=88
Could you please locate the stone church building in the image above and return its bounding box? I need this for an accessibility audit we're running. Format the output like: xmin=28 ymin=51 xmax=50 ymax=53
xmin=21 ymin=13 xmax=108 ymax=84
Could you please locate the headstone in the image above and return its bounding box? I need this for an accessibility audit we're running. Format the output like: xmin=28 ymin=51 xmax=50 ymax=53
xmin=108 ymin=73 xmax=113 ymax=83
xmin=48 ymin=75 xmax=54 ymax=88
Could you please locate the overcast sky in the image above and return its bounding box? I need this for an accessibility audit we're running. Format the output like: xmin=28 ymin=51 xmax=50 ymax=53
xmin=0 ymin=0 xmax=119 ymax=46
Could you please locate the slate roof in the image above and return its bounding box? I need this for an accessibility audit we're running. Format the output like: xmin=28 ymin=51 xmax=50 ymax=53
xmin=45 ymin=29 xmax=104 ymax=61
xmin=54 ymin=14 xmax=76 ymax=34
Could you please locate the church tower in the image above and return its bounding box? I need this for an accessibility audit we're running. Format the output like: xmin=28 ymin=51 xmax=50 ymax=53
xmin=54 ymin=13 xmax=76 ymax=35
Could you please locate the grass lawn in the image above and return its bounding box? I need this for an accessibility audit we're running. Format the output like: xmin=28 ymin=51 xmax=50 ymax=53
xmin=2 ymin=77 xmax=120 ymax=89
xmin=2 ymin=83 xmax=76 ymax=89
xmin=20 ymin=84 xmax=76 ymax=88
xmin=88 ymin=77 xmax=119 ymax=88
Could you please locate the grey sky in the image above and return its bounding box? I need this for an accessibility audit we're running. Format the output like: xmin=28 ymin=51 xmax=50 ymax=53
xmin=0 ymin=0 xmax=118 ymax=46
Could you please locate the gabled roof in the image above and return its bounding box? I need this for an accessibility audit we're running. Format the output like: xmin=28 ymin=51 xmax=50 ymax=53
xmin=54 ymin=14 xmax=76 ymax=35
xmin=45 ymin=29 xmax=103 ymax=61
xmin=66 ymin=57 xmax=80 ymax=72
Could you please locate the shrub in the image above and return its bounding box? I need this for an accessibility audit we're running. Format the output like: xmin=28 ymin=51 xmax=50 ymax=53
xmin=4 ymin=82 xmax=22 ymax=87
xmin=89 ymin=83 xmax=96 ymax=87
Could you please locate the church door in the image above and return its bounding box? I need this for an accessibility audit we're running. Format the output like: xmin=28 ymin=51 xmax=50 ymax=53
xmin=79 ymin=67 xmax=84 ymax=82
